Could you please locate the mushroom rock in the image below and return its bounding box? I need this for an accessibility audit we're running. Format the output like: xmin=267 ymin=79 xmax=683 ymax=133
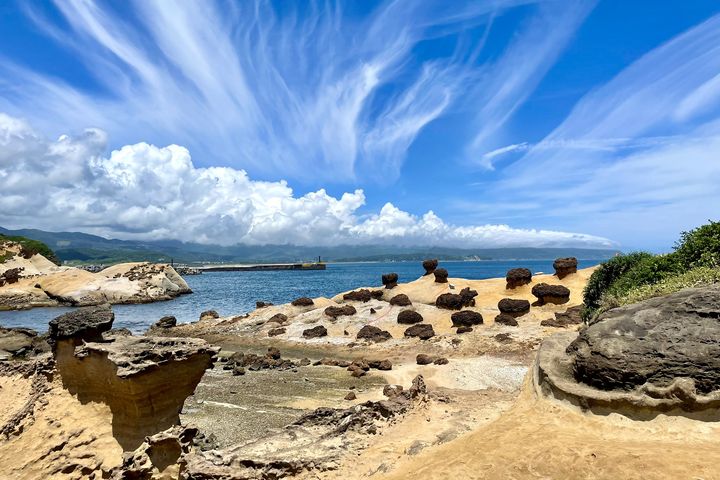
xmin=494 ymin=313 xmax=518 ymax=326
xmin=153 ymin=315 xmax=177 ymax=329
xmin=422 ymin=259 xmax=438 ymax=276
xmin=397 ymin=310 xmax=423 ymax=325
xmin=199 ymin=310 xmax=220 ymax=321
xmin=368 ymin=359 xmax=393 ymax=371
xmin=302 ymin=325 xmax=328 ymax=339
xmin=459 ymin=287 xmax=478 ymax=307
xmin=389 ymin=294 xmax=412 ymax=306
xmin=450 ymin=310 xmax=483 ymax=328
xmin=383 ymin=385 xmax=404 ymax=397
xmin=505 ymin=268 xmax=532 ymax=289
xmin=382 ymin=273 xmax=399 ymax=289
xmin=497 ymin=298 xmax=531 ymax=317
xmin=256 ymin=301 xmax=273 ymax=309
xmin=403 ymin=324 xmax=435 ymax=340
xmin=291 ymin=297 xmax=315 ymax=307
xmin=531 ymin=283 xmax=571 ymax=305
xmin=267 ymin=313 xmax=288 ymax=324
xmin=433 ymin=268 xmax=449 ymax=283
xmin=553 ymin=257 xmax=578 ymax=279
xmin=343 ymin=289 xmax=374 ymax=302
xmin=433 ymin=357 xmax=449 ymax=365
xmin=49 ymin=307 xmax=218 ymax=451
xmin=324 ymin=305 xmax=357 ymax=319
xmin=435 ymin=293 xmax=463 ymax=310
xmin=416 ymin=353 xmax=434 ymax=365
xmin=356 ymin=325 xmax=393 ymax=343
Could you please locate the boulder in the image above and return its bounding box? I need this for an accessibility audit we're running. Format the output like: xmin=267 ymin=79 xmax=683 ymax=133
xmin=397 ymin=310 xmax=423 ymax=324
xmin=456 ymin=326 xmax=473 ymax=334
xmin=0 ymin=267 xmax=23 ymax=287
xmin=0 ymin=326 xmax=48 ymax=358
xmin=435 ymin=293 xmax=463 ymax=310
xmin=369 ymin=359 xmax=393 ymax=371
xmin=506 ymin=268 xmax=532 ymax=289
xmin=302 ymin=325 xmax=328 ymax=339
xmin=382 ymin=273 xmax=399 ymax=289
xmin=459 ymin=287 xmax=478 ymax=307
xmin=324 ymin=305 xmax=357 ymax=318
xmin=541 ymin=305 xmax=584 ymax=327
xmin=291 ymin=297 xmax=315 ymax=307
xmin=416 ymin=353 xmax=434 ymax=365
xmin=199 ymin=310 xmax=220 ymax=320
xmin=48 ymin=305 xmax=114 ymax=344
xmin=404 ymin=324 xmax=435 ymax=340
xmin=389 ymin=293 xmax=412 ymax=306
xmin=433 ymin=357 xmax=449 ymax=365
xmin=553 ymin=257 xmax=578 ymax=279
xmin=349 ymin=365 xmax=366 ymax=377
xmin=495 ymin=333 xmax=513 ymax=343
xmin=153 ymin=315 xmax=177 ymax=329
xmin=383 ymin=385 xmax=404 ymax=397
xmin=451 ymin=310 xmax=483 ymax=327
xmin=266 ymin=347 xmax=282 ymax=360
xmin=232 ymin=365 xmax=246 ymax=376
xmin=433 ymin=268 xmax=448 ymax=283
xmin=494 ymin=313 xmax=518 ymax=326
xmin=345 ymin=391 xmax=357 ymax=401
xmin=531 ymin=283 xmax=571 ymax=305
xmin=567 ymin=285 xmax=720 ymax=395
xmin=422 ymin=259 xmax=438 ymax=276
xmin=497 ymin=298 xmax=530 ymax=317
xmin=267 ymin=313 xmax=288 ymax=324
xmin=256 ymin=301 xmax=273 ymax=308
xmin=343 ymin=289 xmax=374 ymax=302
xmin=268 ymin=327 xmax=286 ymax=337
xmin=356 ymin=325 xmax=393 ymax=343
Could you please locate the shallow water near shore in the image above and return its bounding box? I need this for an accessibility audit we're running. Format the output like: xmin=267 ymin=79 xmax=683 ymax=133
xmin=0 ymin=259 xmax=603 ymax=333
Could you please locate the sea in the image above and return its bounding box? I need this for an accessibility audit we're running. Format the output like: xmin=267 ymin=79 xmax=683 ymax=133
xmin=0 ymin=259 xmax=603 ymax=333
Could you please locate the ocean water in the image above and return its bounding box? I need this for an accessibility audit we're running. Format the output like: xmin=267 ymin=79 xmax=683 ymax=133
xmin=0 ymin=259 xmax=602 ymax=333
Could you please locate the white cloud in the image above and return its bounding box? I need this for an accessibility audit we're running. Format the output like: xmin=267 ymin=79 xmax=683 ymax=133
xmin=0 ymin=113 xmax=613 ymax=248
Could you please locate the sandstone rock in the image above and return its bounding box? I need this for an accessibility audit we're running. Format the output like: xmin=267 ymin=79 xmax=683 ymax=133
xmin=108 ymin=327 xmax=132 ymax=336
xmin=451 ymin=310 xmax=483 ymax=327
xmin=343 ymin=289 xmax=375 ymax=302
xmin=199 ymin=310 xmax=220 ymax=320
xmin=267 ymin=347 xmax=281 ymax=360
xmin=422 ymin=259 xmax=438 ymax=276
xmin=112 ymin=425 xmax=198 ymax=479
xmin=356 ymin=325 xmax=393 ymax=343
xmin=302 ymin=325 xmax=328 ymax=339
xmin=291 ymin=297 xmax=315 ymax=307
xmin=345 ymin=391 xmax=357 ymax=401
xmin=494 ymin=313 xmax=518 ymax=326
xmin=497 ymin=298 xmax=531 ymax=317
xmin=267 ymin=313 xmax=288 ymax=324
xmin=383 ymin=385 xmax=404 ymax=397
xmin=506 ymin=268 xmax=532 ymax=289
xmin=541 ymin=305 xmax=584 ymax=327
xmin=48 ymin=304 xmax=114 ymax=344
xmin=456 ymin=326 xmax=473 ymax=334
xmin=553 ymin=257 xmax=578 ymax=279
xmin=256 ymin=301 xmax=273 ymax=308
xmin=404 ymin=324 xmax=435 ymax=340
xmin=389 ymin=293 xmax=412 ymax=306
xmin=435 ymin=293 xmax=463 ymax=310
xmin=532 ymin=283 xmax=571 ymax=305
xmin=0 ymin=267 xmax=23 ymax=287
xmin=567 ymin=285 xmax=720 ymax=395
xmin=0 ymin=326 xmax=48 ymax=358
xmin=459 ymin=287 xmax=478 ymax=307
xmin=433 ymin=357 xmax=449 ymax=365
xmin=153 ymin=315 xmax=177 ymax=329
xmin=349 ymin=365 xmax=366 ymax=377
xmin=369 ymin=359 xmax=392 ymax=371
xmin=324 ymin=305 xmax=356 ymax=318
xmin=268 ymin=327 xmax=286 ymax=337
xmin=495 ymin=333 xmax=513 ymax=343
xmin=397 ymin=310 xmax=423 ymax=324
xmin=416 ymin=353 xmax=434 ymax=365
xmin=382 ymin=273 xmax=399 ymax=289
xmin=233 ymin=365 xmax=246 ymax=376
xmin=433 ymin=268 xmax=448 ymax=283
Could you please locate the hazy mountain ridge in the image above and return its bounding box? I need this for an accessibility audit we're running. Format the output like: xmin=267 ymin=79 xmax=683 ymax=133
xmin=0 ymin=227 xmax=619 ymax=264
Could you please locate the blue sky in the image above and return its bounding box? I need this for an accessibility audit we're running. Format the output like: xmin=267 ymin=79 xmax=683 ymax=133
xmin=0 ymin=0 xmax=719 ymax=250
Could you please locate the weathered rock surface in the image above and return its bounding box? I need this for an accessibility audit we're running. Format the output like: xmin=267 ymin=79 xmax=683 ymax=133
xmin=267 ymin=313 xmax=288 ymax=324
xmin=404 ymin=324 xmax=435 ymax=340
xmin=291 ymin=297 xmax=315 ymax=307
xmin=553 ymin=257 xmax=578 ymax=279
xmin=494 ymin=313 xmax=518 ymax=326
xmin=435 ymin=293 xmax=463 ymax=310
xmin=48 ymin=304 xmax=115 ymax=343
xmin=397 ymin=310 xmax=423 ymax=324
xmin=456 ymin=326 xmax=473 ymax=333
xmin=532 ymin=283 xmax=570 ymax=305
xmin=416 ymin=353 xmax=434 ymax=365
xmin=343 ymin=289 xmax=382 ymax=302
xmin=541 ymin=305 xmax=583 ymax=327
xmin=433 ymin=268 xmax=449 ymax=283
xmin=459 ymin=287 xmax=478 ymax=307
xmin=0 ymin=326 xmax=49 ymax=359
xmin=451 ymin=310 xmax=483 ymax=327
xmin=389 ymin=293 xmax=412 ymax=306
xmin=497 ymin=298 xmax=531 ymax=317
xmin=200 ymin=310 xmax=220 ymax=320
xmin=268 ymin=327 xmax=286 ymax=337
xmin=356 ymin=325 xmax=393 ymax=343
xmin=506 ymin=268 xmax=532 ymax=289
xmin=256 ymin=301 xmax=273 ymax=308
xmin=324 ymin=305 xmax=357 ymax=318
xmin=422 ymin=259 xmax=438 ymax=276
xmin=110 ymin=425 xmax=198 ymax=479
xmin=152 ymin=315 xmax=177 ymax=329
xmin=302 ymin=325 xmax=328 ymax=338
xmin=382 ymin=272 xmax=399 ymax=289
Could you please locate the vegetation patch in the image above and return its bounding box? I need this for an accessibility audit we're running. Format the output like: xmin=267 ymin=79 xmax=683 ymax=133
xmin=0 ymin=234 xmax=60 ymax=265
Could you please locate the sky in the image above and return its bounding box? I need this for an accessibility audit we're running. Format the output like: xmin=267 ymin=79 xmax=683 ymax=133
xmin=0 ymin=0 xmax=719 ymax=251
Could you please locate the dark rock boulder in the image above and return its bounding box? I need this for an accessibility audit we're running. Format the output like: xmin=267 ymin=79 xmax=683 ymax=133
xmin=531 ymin=283 xmax=571 ymax=305
xmin=451 ymin=310 xmax=483 ymax=327
xmin=383 ymin=385 xmax=404 ymax=397
xmin=416 ymin=354 xmax=434 ymax=365
xmin=291 ymin=297 xmax=314 ymax=307
xmin=456 ymin=326 xmax=473 ymax=334
xmin=435 ymin=293 xmax=463 ymax=310
xmin=199 ymin=310 xmax=220 ymax=320
xmin=494 ymin=313 xmax=518 ymax=326
xmin=553 ymin=257 xmax=578 ymax=279
xmin=0 ymin=267 xmax=23 ymax=287
xmin=433 ymin=357 xmax=449 ymax=365
xmin=153 ymin=315 xmax=177 ymax=329
xmin=422 ymin=259 xmax=438 ymax=276
xmin=497 ymin=298 xmax=531 ymax=317
xmin=324 ymin=305 xmax=357 ymax=318
xmin=302 ymin=325 xmax=328 ymax=339
xmin=389 ymin=294 xmax=412 ymax=306
xmin=268 ymin=327 xmax=286 ymax=337
xmin=256 ymin=301 xmax=273 ymax=309
xmin=345 ymin=391 xmax=357 ymax=401
xmin=48 ymin=305 xmax=114 ymax=344
xmin=506 ymin=268 xmax=532 ymax=289
xmin=459 ymin=287 xmax=478 ymax=307
xmin=343 ymin=289 xmax=374 ymax=302
xmin=267 ymin=313 xmax=288 ymax=324
xmin=397 ymin=310 xmax=423 ymax=324
xmin=0 ymin=326 xmax=48 ymax=358
xmin=433 ymin=268 xmax=448 ymax=283
xmin=356 ymin=325 xmax=393 ymax=343
xmin=404 ymin=324 xmax=435 ymax=340
xmin=567 ymin=285 xmax=720 ymax=395
xmin=382 ymin=273 xmax=399 ymax=289
xmin=266 ymin=347 xmax=281 ymax=360
xmin=541 ymin=305 xmax=584 ymax=327
xmin=369 ymin=359 xmax=393 ymax=371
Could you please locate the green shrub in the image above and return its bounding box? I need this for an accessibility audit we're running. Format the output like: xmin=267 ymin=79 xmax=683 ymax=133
xmin=0 ymin=234 xmax=60 ymax=265
xmin=674 ymin=220 xmax=720 ymax=268
xmin=611 ymin=266 xmax=720 ymax=307
xmin=582 ymin=252 xmax=654 ymax=318
xmin=603 ymin=253 xmax=682 ymax=298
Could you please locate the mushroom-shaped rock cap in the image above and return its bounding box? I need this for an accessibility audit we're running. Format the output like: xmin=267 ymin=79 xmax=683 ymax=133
xmin=433 ymin=268 xmax=449 ymax=283
xmin=422 ymin=259 xmax=438 ymax=276
xmin=389 ymin=294 xmax=412 ymax=306
xmin=357 ymin=325 xmax=393 ymax=343
xmin=404 ymin=324 xmax=435 ymax=340
xmin=553 ymin=257 xmax=578 ymax=279
xmin=506 ymin=268 xmax=532 ymax=289
xmin=397 ymin=310 xmax=424 ymax=324
xmin=497 ymin=298 xmax=531 ymax=317
xmin=324 ymin=305 xmax=357 ymax=318
xmin=153 ymin=315 xmax=177 ymax=329
xmin=382 ymin=272 xmax=399 ymax=289
xmin=459 ymin=287 xmax=478 ymax=306
xmin=451 ymin=310 xmax=483 ymax=327
xmin=49 ymin=304 xmax=114 ymax=343
xmin=531 ymin=283 xmax=571 ymax=305
xmin=435 ymin=293 xmax=463 ymax=310
xmin=302 ymin=325 xmax=328 ymax=338
xmin=291 ymin=297 xmax=314 ymax=307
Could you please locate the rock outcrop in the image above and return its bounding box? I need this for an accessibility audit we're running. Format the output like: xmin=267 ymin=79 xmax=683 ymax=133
xmin=389 ymin=293 xmax=412 ymax=306
xmin=343 ymin=289 xmax=382 ymax=302
xmin=302 ymin=325 xmax=328 ymax=338
xmin=382 ymin=273 xmax=399 ymax=289
xmin=531 ymin=283 xmax=570 ymax=305
xmin=506 ymin=268 xmax=532 ymax=289
xmin=541 ymin=305 xmax=583 ymax=327
xmin=494 ymin=313 xmax=518 ymax=326
xmin=397 ymin=310 xmax=423 ymax=324
xmin=291 ymin=297 xmax=315 ymax=307
xmin=404 ymin=324 xmax=435 ymax=340
xmin=451 ymin=310 xmax=483 ymax=327
xmin=433 ymin=268 xmax=448 ymax=283
xmin=422 ymin=259 xmax=438 ymax=276
xmin=152 ymin=315 xmax=177 ymax=329
xmin=0 ymin=326 xmax=49 ymax=359
xmin=435 ymin=293 xmax=463 ymax=310
xmin=553 ymin=257 xmax=578 ymax=279
xmin=324 ymin=305 xmax=357 ymax=318
xmin=356 ymin=325 xmax=393 ymax=343
xmin=459 ymin=287 xmax=478 ymax=307
xmin=497 ymin=298 xmax=530 ymax=317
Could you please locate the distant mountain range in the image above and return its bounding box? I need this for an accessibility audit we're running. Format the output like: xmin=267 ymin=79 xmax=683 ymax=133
xmin=0 ymin=226 xmax=620 ymax=265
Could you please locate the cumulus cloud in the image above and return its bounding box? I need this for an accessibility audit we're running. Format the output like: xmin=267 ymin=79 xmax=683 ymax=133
xmin=0 ymin=113 xmax=613 ymax=248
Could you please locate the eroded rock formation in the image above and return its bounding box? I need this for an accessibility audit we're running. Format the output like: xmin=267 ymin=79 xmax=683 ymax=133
xmin=433 ymin=268 xmax=448 ymax=283
xmin=506 ymin=268 xmax=532 ymax=289
xmin=497 ymin=298 xmax=531 ymax=317
xmin=291 ymin=297 xmax=314 ymax=307
xmin=382 ymin=273 xmax=399 ymax=289
xmin=356 ymin=325 xmax=393 ymax=342
xmin=324 ymin=305 xmax=356 ymax=319
xmin=389 ymin=293 xmax=412 ymax=306
xmin=553 ymin=257 xmax=578 ymax=279
xmin=451 ymin=310 xmax=483 ymax=327
xmin=404 ymin=324 xmax=435 ymax=340
xmin=422 ymin=259 xmax=438 ymax=276
xmin=531 ymin=283 xmax=570 ymax=305
xmin=397 ymin=310 xmax=423 ymax=324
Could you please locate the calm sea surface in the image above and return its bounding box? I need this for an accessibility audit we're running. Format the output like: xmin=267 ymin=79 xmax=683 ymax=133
xmin=0 ymin=259 xmax=602 ymax=333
